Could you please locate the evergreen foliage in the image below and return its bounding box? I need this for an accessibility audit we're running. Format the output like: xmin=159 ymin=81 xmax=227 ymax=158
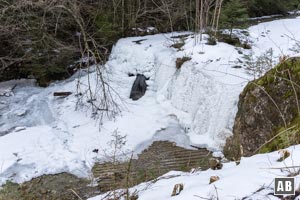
xmin=220 ymin=0 xmax=248 ymax=32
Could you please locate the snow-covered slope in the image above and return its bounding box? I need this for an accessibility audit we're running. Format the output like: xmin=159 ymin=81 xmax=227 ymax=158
xmin=0 ymin=17 xmax=300 ymax=186
xmin=107 ymin=33 xmax=248 ymax=150
xmin=89 ymin=145 xmax=300 ymax=200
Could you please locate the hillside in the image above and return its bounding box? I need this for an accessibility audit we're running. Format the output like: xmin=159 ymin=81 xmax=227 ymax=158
xmin=1 ymin=0 xmax=300 ymax=198
xmin=0 ymin=16 xmax=300 ymax=199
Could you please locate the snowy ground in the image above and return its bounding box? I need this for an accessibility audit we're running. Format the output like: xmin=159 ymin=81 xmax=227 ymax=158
xmin=0 ymin=17 xmax=300 ymax=188
xmin=89 ymin=145 xmax=300 ymax=200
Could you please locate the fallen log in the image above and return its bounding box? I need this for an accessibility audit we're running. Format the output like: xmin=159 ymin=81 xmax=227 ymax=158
xmin=53 ymin=92 xmax=72 ymax=97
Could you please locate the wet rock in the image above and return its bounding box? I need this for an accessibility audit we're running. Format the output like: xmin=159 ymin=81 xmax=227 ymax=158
xmin=277 ymin=149 xmax=290 ymax=162
xmin=171 ymin=183 xmax=184 ymax=196
xmin=209 ymin=158 xmax=223 ymax=170
xmin=209 ymin=176 xmax=220 ymax=184
xmin=224 ymin=57 xmax=300 ymax=160
xmin=129 ymin=74 xmax=147 ymax=100
xmin=92 ymin=149 xmax=99 ymax=153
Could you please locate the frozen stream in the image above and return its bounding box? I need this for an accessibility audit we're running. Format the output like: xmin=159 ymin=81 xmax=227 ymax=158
xmin=0 ymin=80 xmax=55 ymax=136
xmin=0 ymin=17 xmax=300 ymax=186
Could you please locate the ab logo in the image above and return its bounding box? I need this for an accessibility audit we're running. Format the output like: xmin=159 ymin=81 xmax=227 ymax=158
xmin=274 ymin=178 xmax=295 ymax=195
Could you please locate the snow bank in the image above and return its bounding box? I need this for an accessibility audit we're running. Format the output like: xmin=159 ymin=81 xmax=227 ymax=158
xmin=89 ymin=145 xmax=300 ymax=200
xmin=249 ymin=17 xmax=300 ymax=56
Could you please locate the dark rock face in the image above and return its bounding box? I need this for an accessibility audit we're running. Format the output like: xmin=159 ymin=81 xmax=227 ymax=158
xmin=224 ymin=57 xmax=300 ymax=160
xmin=130 ymin=74 xmax=147 ymax=100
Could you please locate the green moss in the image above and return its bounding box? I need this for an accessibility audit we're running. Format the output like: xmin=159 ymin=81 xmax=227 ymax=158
xmin=266 ymin=74 xmax=275 ymax=83
xmin=245 ymin=93 xmax=257 ymax=104
xmin=0 ymin=181 xmax=23 ymax=200
xmin=259 ymin=116 xmax=300 ymax=153
xmin=223 ymin=136 xmax=242 ymax=161
xmin=294 ymin=62 xmax=300 ymax=72
xmin=197 ymin=156 xmax=211 ymax=168
xmin=256 ymin=58 xmax=300 ymax=152
xmin=256 ymin=79 xmax=265 ymax=86
xmin=224 ymin=57 xmax=300 ymax=158
xmin=283 ymin=90 xmax=293 ymax=99
xmin=244 ymin=57 xmax=300 ymax=99
xmin=179 ymin=164 xmax=190 ymax=171
xmin=136 ymin=168 xmax=158 ymax=183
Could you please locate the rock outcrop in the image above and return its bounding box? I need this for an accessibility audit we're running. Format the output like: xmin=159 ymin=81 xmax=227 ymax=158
xmin=224 ymin=57 xmax=300 ymax=160
xmin=130 ymin=74 xmax=147 ymax=100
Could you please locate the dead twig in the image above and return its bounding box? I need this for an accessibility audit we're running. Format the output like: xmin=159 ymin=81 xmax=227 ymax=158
xmin=69 ymin=189 xmax=83 ymax=200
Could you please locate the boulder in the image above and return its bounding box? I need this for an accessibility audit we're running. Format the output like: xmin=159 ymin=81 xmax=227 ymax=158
xmin=224 ymin=57 xmax=300 ymax=160
xmin=129 ymin=74 xmax=147 ymax=100
xmin=209 ymin=176 xmax=220 ymax=184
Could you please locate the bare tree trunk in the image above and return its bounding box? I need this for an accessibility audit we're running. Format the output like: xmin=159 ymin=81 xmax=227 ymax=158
xmin=122 ymin=0 xmax=125 ymax=34
xmin=210 ymin=0 xmax=223 ymax=37
xmin=215 ymin=0 xmax=224 ymax=36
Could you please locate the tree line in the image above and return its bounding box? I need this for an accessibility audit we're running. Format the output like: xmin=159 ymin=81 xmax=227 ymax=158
xmin=0 ymin=0 xmax=299 ymax=86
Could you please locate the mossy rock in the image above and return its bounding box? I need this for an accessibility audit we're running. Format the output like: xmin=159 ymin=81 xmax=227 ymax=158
xmin=224 ymin=57 xmax=300 ymax=159
xmin=259 ymin=116 xmax=300 ymax=153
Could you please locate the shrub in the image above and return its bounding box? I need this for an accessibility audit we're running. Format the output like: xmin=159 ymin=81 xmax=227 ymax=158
xmin=171 ymin=42 xmax=185 ymax=50
xmin=244 ymin=48 xmax=274 ymax=79
xmin=206 ymin=36 xmax=217 ymax=45
xmin=176 ymin=56 xmax=191 ymax=69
